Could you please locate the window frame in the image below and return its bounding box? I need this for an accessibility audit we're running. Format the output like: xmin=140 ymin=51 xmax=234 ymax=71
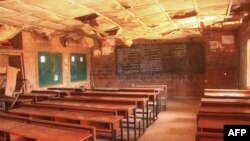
xmin=38 ymin=52 xmax=62 ymax=87
xmin=70 ymin=53 xmax=87 ymax=82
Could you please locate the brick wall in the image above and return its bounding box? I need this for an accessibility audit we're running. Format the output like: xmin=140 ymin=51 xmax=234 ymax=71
xmin=238 ymin=20 xmax=250 ymax=89
xmin=203 ymin=31 xmax=239 ymax=89
xmin=92 ymin=31 xmax=239 ymax=97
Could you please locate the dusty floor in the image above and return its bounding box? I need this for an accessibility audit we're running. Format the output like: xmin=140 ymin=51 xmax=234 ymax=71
xmin=138 ymin=98 xmax=200 ymax=141
xmin=98 ymin=98 xmax=200 ymax=141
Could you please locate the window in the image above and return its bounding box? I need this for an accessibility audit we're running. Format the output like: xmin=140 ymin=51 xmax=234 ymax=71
xmin=70 ymin=53 xmax=87 ymax=82
xmin=38 ymin=52 xmax=62 ymax=86
xmin=248 ymin=39 xmax=250 ymax=86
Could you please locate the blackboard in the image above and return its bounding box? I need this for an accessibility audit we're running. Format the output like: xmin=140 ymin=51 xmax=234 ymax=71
xmin=116 ymin=42 xmax=204 ymax=74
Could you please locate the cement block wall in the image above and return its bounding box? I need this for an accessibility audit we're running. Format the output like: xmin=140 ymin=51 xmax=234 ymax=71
xmin=0 ymin=31 xmax=95 ymax=92
xmin=22 ymin=32 xmax=94 ymax=92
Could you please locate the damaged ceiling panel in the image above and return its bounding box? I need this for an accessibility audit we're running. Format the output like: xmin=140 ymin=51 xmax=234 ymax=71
xmin=51 ymin=4 xmax=93 ymax=19
xmin=0 ymin=0 xmax=249 ymax=41
xmin=160 ymin=0 xmax=194 ymax=11
xmin=117 ymin=0 xmax=155 ymax=8
xmin=128 ymin=4 xmax=162 ymax=17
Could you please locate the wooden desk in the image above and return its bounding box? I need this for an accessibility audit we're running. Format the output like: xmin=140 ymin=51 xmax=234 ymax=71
xmin=21 ymin=103 xmax=117 ymax=115
xmin=197 ymin=112 xmax=250 ymax=131
xmin=9 ymin=124 xmax=91 ymax=141
xmin=199 ymin=106 xmax=250 ymax=114
xmin=48 ymin=87 xmax=84 ymax=92
xmin=58 ymin=95 xmax=148 ymax=108
xmin=132 ymin=85 xmax=168 ymax=111
xmin=0 ymin=116 xmax=93 ymax=141
xmin=133 ymin=84 xmax=167 ymax=90
xmin=37 ymin=100 xmax=136 ymax=141
xmin=204 ymin=92 xmax=250 ymax=99
xmin=53 ymin=95 xmax=148 ymax=130
xmin=31 ymin=90 xmax=69 ymax=97
xmin=39 ymin=100 xmax=136 ymax=115
xmin=201 ymin=98 xmax=250 ymax=106
xmin=0 ymin=96 xmax=33 ymax=103
xmin=9 ymin=106 xmax=123 ymax=141
xmin=115 ymin=87 xmax=163 ymax=113
xmin=19 ymin=93 xmax=56 ymax=103
xmin=73 ymin=91 xmax=158 ymax=125
xmin=205 ymin=89 xmax=250 ymax=93
xmin=0 ymin=118 xmax=26 ymax=131
xmin=92 ymin=87 xmax=163 ymax=92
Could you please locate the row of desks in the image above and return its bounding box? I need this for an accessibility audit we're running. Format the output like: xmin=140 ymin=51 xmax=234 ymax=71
xmin=0 ymin=112 xmax=94 ymax=141
xmin=9 ymin=105 xmax=123 ymax=140
xmin=30 ymin=89 xmax=159 ymax=125
xmin=196 ymin=89 xmax=250 ymax=141
xmin=12 ymin=100 xmax=133 ymax=141
xmin=1 ymin=86 xmax=165 ymax=141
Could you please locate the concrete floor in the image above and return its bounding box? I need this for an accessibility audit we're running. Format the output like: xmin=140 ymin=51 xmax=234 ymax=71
xmin=98 ymin=98 xmax=200 ymax=141
xmin=138 ymin=98 xmax=200 ymax=141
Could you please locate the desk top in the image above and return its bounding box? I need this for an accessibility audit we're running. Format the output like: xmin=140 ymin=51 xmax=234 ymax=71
xmin=9 ymin=123 xmax=91 ymax=141
xmin=10 ymin=107 xmax=123 ymax=123
xmin=199 ymin=106 xmax=250 ymax=114
xmin=92 ymin=87 xmax=164 ymax=92
xmin=201 ymin=98 xmax=250 ymax=104
xmin=0 ymin=118 xmax=26 ymax=131
xmin=0 ymin=97 xmax=33 ymax=103
xmin=79 ymin=91 xmax=158 ymax=96
xmin=48 ymin=87 xmax=83 ymax=91
xmin=119 ymin=87 xmax=164 ymax=91
xmin=38 ymin=100 xmax=136 ymax=115
xmin=205 ymin=89 xmax=250 ymax=92
xmin=21 ymin=93 xmax=57 ymax=97
xmin=204 ymin=92 xmax=250 ymax=98
xmin=32 ymin=90 xmax=71 ymax=94
xmin=63 ymin=95 xmax=148 ymax=103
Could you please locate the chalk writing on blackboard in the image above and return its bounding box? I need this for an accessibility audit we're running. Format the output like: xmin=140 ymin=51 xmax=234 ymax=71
xmin=116 ymin=42 xmax=204 ymax=74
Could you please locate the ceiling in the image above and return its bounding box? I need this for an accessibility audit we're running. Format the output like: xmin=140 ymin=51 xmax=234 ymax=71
xmin=0 ymin=0 xmax=250 ymax=41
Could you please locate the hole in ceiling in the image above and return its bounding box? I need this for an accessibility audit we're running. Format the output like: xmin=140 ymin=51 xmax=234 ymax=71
xmin=75 ymin=13 xmax=99 ymax=23
xmin=104 ymin=28 xmax=120 ymax=36
xmin=171 ymin=10 xmax=197 ymax=20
